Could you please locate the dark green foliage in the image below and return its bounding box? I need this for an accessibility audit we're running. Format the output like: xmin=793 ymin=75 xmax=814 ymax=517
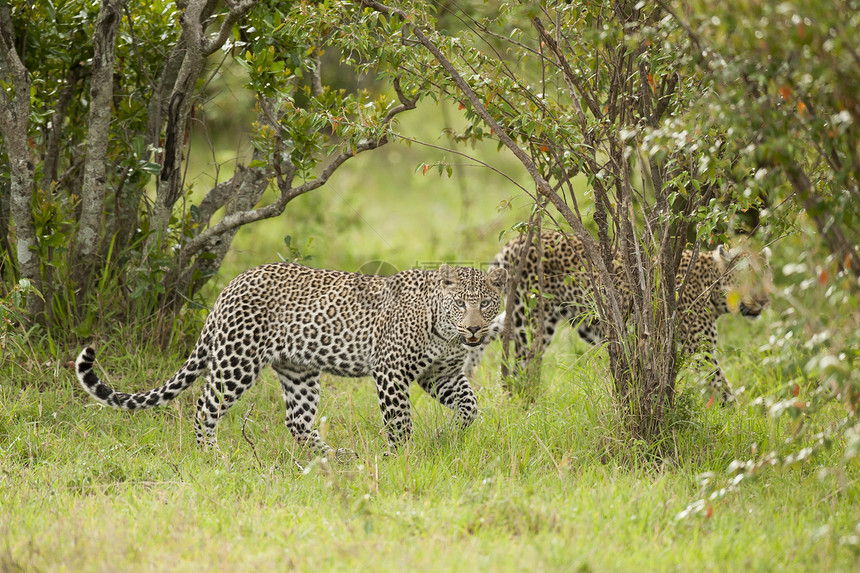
xmin=0 ymin=0 xmax=418 ymax=345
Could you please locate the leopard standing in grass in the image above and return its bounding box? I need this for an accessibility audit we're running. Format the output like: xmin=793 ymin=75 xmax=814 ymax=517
xmin=76 ymin=262 xmax=507 ymax=454
xmin=467 ymin=231 xmax=771 ymax=403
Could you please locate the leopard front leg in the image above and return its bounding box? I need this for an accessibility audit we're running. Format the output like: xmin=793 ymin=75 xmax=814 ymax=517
xmin=371 ymin=366 xmax=413 ymax=450
xmin=707 ymin=360 xmax=736 ymax=405
xmin=680 ymin=320 xmax=736 ymax=405
xmin=417 ymin=369 xmax=478 ymax=429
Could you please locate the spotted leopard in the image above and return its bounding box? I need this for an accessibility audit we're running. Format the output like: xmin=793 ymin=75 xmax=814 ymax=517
xmin=76 ymin=262 xmax=507 ymax=453
xmin=468 ymin=231 xmax=771 ymax=403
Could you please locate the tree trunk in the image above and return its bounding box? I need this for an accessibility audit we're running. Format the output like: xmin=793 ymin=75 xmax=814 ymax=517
xmin=0 ymin=179 xmax=12 ymax=281
xmin=147 ymin=0 xmax=255 ymax=253
xmin=43 ymin=65 xmax=84 ymax=185
xmin=71 ymin=0 xmax=129 ymax=302
xmin=7 ymin=153 xmax=42 ymax=317
xmin=0 ymin=5 xmax=44 ymax=318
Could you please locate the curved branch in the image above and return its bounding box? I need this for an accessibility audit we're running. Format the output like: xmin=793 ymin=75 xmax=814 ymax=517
xmin=148 ymin=0 xmax=260 ymax=249
xmin=358 ymin=0 xmax=627 ymax=329
xmin=178 ymin=83 xmax=418 ymax=262
xmin=394 ymin=134 xmax=530 ymax=196
xmin=202 ymin=0 xmax=257 ymax=56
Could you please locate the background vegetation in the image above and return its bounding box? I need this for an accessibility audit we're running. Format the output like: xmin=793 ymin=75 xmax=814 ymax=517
xmin=2 ymin=0 xmax=859 ymax=571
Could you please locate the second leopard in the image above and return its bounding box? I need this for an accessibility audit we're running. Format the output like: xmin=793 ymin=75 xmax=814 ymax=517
xmin=467 ymin=231 xmax=771 ymax=403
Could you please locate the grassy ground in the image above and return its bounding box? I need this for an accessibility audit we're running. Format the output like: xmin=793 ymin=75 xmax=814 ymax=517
xmin=2 ymin=332 xmax=857 ymax=571
xmin=2 ymin=103 xmax=859 ymax=571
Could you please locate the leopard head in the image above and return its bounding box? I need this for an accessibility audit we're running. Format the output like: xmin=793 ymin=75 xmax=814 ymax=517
xmin=438 ymin=264 xmax=507 ymax=347
xmin=712 ymin=244 xmax=773 ymax=319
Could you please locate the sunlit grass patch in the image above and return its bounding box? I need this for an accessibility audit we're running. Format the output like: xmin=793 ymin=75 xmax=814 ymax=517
xmin=2 ymin=331 xmax=857 ymax=572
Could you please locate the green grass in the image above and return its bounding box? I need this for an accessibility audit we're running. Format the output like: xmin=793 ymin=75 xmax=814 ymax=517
xmin=1 ymin=332 xmax=858 ymax=572
xmin=3 ymin=103 xmax=859 ymax=571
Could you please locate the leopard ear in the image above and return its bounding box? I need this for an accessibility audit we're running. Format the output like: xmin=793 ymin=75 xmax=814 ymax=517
xmin=486 ymin=267 xmax=507 ymax=291
xmin=713 ymin=244 xmax=729 ymax=272
xmin=438 ymin=264 xmax=460 ymax=292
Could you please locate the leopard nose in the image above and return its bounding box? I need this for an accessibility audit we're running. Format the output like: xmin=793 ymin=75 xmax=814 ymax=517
xmin=467 ymin=326 xmax=480 ymax=336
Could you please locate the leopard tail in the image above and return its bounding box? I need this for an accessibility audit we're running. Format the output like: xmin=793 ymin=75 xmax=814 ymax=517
xmin=74 ymin=343 xmax=208 ymax=411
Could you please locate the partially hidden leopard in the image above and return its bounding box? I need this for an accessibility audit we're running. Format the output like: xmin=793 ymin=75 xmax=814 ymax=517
xmin=76 ymin=262 xmax=507 ymax=454
xmin=466 ymin=231 xmax=771 ymax=403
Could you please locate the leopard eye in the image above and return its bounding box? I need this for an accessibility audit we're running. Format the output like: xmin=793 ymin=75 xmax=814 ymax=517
xmin=454 ymin=298 xmax=466 ymax=309
xmin=480 ymin=299 xmax=493 ymax=309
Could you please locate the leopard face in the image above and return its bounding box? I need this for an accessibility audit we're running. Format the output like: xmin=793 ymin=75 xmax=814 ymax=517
xmin=439 ymin=265 xmax=507 ymax=348
xmin=711 ymin=245 xmax=772 ymax=319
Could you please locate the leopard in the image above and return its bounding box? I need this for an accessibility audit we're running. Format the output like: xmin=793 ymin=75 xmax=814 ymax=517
xmin=466 ymin=231 xmax=771 ymax=403
xmin=75 ymin=262 xmax=507 ymax=455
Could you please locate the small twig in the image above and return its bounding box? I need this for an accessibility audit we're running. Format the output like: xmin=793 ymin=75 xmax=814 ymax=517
xmin=67 ymin=480 xmax=190 ymax=489
xmin=241 ymin=403 xmax=263 ymax=469
xmin=394 ymin=134 xmax=530 ymax=196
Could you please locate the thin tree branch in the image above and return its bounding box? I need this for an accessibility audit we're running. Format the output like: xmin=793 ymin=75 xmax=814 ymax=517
xmin=202 ymin=0 xmax=257 ymax=56
xmin=359 ymin=0 xmax=627 ymax=330
xmin=178 ymin=82 xmax=417 ymax=262
xmin=531 ymin=17 xmax=596 ymax=123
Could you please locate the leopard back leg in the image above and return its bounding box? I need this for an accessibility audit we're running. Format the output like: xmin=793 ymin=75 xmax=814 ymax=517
xmin=508 ymin=300 xmax=566 ymax=372
xmin=270 ymin=361 xmax=332 ymax=453
xmin=194 ymin=336 xmax=265 ymax=447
